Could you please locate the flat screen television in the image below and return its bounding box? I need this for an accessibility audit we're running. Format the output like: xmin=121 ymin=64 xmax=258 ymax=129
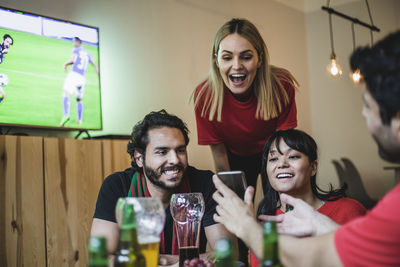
xmin=0 ymin=6 xmax=102 ymax=130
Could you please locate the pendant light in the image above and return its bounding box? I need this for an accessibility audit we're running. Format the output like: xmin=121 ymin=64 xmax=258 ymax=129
xmin=326 ymin=12 xmax=342 ymax=77
xmin=350 ymin=22 xmax=362 ymax=83
xmin=322 ymin=0 xmax=380 ymax=80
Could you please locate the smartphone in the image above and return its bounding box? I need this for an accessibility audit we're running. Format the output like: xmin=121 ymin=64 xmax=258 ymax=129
xmin=216 ymin=171 xmax=247 ymax=199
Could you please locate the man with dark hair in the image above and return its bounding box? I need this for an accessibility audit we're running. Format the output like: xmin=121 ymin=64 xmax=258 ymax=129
xmin=0 ymin=34 xmax=13 ymax=64
xmin=212 ymin=30 xmax=400 ymax=266
xmin=91 ymin=110 xmax=231 ymax=265
xmin=0 ymin=33 xmax=13 ymax=103
xmin=60 ymin=36 xmax=99 ymax=126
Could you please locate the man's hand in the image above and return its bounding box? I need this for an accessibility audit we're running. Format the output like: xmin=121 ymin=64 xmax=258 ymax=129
xmin=184 ymin=258 xmax=214 ymax=267
xmin=64 ymin=59 xmax=74 ymax=72
xmin=212 ymin=175 xmax=263 ymax=258
xmin=158 ymin=252 xmax=213 ymax=267
xmin=159 ymin=254 xmax=179 ymax=266
xmin=212 ymin=175 xmax=256 ymax=239
xmin=259 ymin=194 xmax=339 ymax=236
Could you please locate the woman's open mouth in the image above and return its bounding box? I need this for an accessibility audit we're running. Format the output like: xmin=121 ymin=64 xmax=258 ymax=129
xmin=229 ymin=73 xmax=247 ymax=86
xmin=276 ymin=173 xmax=295 ymax=179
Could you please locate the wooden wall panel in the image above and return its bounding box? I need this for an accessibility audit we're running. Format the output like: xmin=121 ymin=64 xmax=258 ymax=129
xmin=102 ymin=139 xmax=131 ymax=178
xmin=0 ymin=136 xmax=46 ymax=267
xmin=44 ymin=138 xmax=103 ymax=267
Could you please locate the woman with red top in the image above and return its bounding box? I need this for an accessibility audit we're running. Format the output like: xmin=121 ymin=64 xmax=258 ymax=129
xmin=249 ymin=129 xmax=366 ymax=267
xmin=193 ymin=18 xmax=298 ymax=194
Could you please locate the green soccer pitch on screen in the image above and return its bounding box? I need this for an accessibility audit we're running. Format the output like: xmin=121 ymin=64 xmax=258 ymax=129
xmin=0 ymin=6 xmax=102 ymax=130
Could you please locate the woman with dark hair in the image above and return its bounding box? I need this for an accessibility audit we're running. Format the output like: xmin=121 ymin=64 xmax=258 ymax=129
xmin=250 ymin=129 xmax=366 ymax=266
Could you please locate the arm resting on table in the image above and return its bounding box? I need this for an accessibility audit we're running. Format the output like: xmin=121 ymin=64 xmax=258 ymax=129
xmin=91 ymin=218 xmax=119 ymax=254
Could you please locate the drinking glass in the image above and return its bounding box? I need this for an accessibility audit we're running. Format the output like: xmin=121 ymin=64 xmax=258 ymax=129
xmin=170 ymin=193 xmax=205 ymax=267
xmin=115 ymin=197 xmax=165 ymax=267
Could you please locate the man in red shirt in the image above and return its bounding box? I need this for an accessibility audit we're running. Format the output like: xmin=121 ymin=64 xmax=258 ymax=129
xmin=212 ymin=30 xmax=400 ymax=266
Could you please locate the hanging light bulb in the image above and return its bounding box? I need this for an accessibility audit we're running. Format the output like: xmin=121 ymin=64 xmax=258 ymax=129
xmin=349 ymin=23 xmax=362 ymax=84
xmin=326 ymin=13 xmax=342 ymax=78
xmin=350 ymin=69 xmax=362 ymax=83
xmin=327 ymin=52 xmax=342 ymax=77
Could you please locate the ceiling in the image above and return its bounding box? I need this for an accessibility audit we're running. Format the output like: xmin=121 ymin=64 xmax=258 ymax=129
xmin=273 ymin=0 xmax=361 ymax=13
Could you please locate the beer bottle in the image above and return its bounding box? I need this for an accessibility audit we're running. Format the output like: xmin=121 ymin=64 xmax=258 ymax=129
xmin=262 ymin=221 xmax=281 ymax=267
xmin=285 ymin=204 xmax=293 ymax=212
xmin=114 ymin=203 xmax=146 ymax=267
xmin=214 ymin=238 xmax=237 ymax=267
xmin=89 ymin=236 xmax=108 ymax=267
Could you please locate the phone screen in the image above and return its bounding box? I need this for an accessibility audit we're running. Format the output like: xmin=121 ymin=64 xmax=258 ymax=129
xmin=217 ymin=171 xmax=247 ymax=199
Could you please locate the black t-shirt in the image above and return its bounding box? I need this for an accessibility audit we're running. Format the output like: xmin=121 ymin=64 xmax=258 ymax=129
xmin=93 ymin=166 xmax=217 ymax=254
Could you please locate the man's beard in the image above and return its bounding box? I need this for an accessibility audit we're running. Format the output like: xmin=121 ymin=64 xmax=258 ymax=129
xmin=373 ymin=134 xmax=400 ymax=163
xmin=143 ymin=162 xmax=186 ymax=190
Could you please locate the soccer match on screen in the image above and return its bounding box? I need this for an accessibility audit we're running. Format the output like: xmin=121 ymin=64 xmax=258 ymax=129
xmin=0 ymin=7 xmax=102 ymax=130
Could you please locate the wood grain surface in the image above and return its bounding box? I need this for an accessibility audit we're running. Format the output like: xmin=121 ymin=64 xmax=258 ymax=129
xmin=44 ymin=138 xmax=103 ymax=267
xmin=1 ymin=137 xmax=132 ymax=266
xmin=102 ymin=139 xmax=131 ymax=178
xmin=0 ymin=135 xmax=46 ymax=267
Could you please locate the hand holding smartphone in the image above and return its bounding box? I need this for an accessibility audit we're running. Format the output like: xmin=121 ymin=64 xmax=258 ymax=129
xmin=216 ymin=171 xmax=247 ymax=199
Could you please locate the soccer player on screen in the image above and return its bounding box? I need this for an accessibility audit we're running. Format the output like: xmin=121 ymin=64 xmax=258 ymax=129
xmin=60 ymin=37 xmax=98 ymax=126
xmin=0 ymin=34 xmax=14 ymax=103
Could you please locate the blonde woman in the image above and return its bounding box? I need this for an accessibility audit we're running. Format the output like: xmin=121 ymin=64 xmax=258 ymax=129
xmin=194 ymin=18 xmax=298 ymax=191
xmin=193 ymin=18 xmax=299 ymax=265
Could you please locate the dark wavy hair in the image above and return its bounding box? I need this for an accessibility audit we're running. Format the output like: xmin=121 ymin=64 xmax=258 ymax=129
xmin=127 ymin=110 xmax=190 ymax=172
xmin=350 ymin=30 xmax=400 ymax=125
xmin=257 ymin=129 xmax=347 ymax=216
xmin=2 ymin=34 xmax=13 ymax=45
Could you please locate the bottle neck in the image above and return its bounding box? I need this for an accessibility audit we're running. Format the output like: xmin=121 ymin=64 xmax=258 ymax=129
xmin=263 ymin=222 xmax=280 ymax=266
xmin=263 ymin=249 xmax=280 ymax=266
xmin=215 ymin=258 xmax=235 ymax=267
xmin=89 ymin=256 xmax=108 ymax=267
xmin=118 ymin=226 xmax=141 ymax=251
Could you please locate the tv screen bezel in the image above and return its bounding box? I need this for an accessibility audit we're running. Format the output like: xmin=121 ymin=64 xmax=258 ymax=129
xmin=0 ymin=5 xmax=103 ymax=131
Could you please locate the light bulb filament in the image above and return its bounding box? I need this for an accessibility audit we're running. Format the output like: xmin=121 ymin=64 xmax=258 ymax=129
xmin=350 ymin=69 xmax=362 ymax=83
xmin=326 ymin=56 xmax=343 ymax=77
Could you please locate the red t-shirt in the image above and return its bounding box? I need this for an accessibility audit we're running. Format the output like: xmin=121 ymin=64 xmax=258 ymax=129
xmin=251 ymin=198 xmax=366 ymax=267
xmin=194 ymin=80 xmax=297 ymax=156
xmin=335 ymin=184 xmax=400 ymax=266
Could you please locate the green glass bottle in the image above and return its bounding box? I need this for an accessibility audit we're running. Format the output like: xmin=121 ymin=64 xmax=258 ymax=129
xmin=214 ymin=238 xmax=237 ymax=267
xmin=114 ymin=203 xmax=146 ymax=267
xmin=89 ymin=236 xmax=108 ymax=267
xmin=262 ymin=221 xmax=281 ymax=267
xmin=285 ymin=204 xmax=293 ymax=212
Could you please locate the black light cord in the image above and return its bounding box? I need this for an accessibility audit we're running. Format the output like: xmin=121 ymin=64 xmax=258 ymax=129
xmin=351 ymin=22 xmax=356 ymax=51
xmin=365 ymin=0 xmax=374 ymax=45
xmin=329 ymin=13 xmax=335 ymax=55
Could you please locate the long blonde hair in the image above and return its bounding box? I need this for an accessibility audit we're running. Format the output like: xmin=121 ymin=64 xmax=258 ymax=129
xmin=193 ymin=18 xmax=299 ymax=121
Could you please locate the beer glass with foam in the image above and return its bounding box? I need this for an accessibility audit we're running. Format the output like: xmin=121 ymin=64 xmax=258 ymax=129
xmin=116 ymin=197 xmax=165 ymax=267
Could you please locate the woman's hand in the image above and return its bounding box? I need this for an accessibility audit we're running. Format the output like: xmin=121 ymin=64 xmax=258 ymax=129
xmin=259 ymin=193 xmax=339 ymax=237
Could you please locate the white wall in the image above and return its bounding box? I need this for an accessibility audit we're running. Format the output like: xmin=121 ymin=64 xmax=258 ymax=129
xmin=0 ymin=0 xmax=311 ymax=172
xmin=3 ymin=0 xmax=400 ymax=200
xmin=306 ymin=0 xmax=400 ymax=198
